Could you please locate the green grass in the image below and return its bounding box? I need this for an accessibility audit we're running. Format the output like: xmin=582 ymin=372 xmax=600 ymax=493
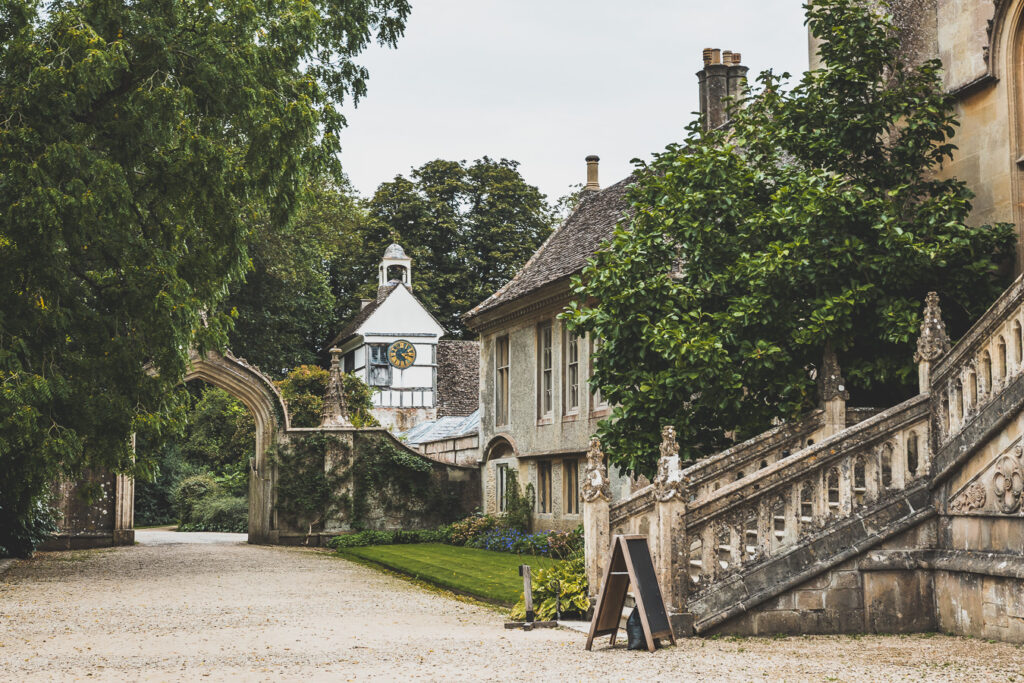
xmin=337 ymin=543 xmax=559 ymax=605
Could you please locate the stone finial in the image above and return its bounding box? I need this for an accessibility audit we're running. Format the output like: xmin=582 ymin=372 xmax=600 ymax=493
xmin=319 ymin=348 xmax=353 ymax=428
xmin=914 ymin=292 xmax=951 ymax=363
xmin=581 ymin=437 xmax=611 ymax=503
xmin=821 ymin=344 xmax=849 ymax=403
xmin=654 ymin=425 xmax=686 ymax=502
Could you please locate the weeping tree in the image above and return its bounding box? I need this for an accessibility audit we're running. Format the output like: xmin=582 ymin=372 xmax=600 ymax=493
xmin=564 ymin=0 xmax=1016 ymax=475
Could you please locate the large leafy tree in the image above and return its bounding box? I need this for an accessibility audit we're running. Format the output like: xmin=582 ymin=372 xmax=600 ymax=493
xmin=367 ymin=158 xmax=556 ymax=337
xmin=564 ymin=0 xmax=1016 ymax=474
xmin=223 ymin=178 xmax=368 ymax=376
xmin=0 ymin=0 xmax=409 ymax=555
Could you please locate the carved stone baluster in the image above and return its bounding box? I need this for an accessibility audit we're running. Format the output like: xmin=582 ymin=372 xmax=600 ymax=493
xmin=728 ymin=522 xmax=743 ymax=566
xmin=653 ymin=426 xmax=688 ymax=612
xmin=757 ymin=497 xmax=772 ymax=558
xmin=701 ymin=523 xmax=717 ymax=582
xmin=838 ymin=456 xmax=853 ymax=516
xmin=582 ymin=438 xmax=611 ymax=604
xmin=892 ymin=434 xmax=906 ymax=490
xmin=785 ymin=484 xmax=800 ymax=545
xmin=866 ymin=447 xmax=880 ymax=502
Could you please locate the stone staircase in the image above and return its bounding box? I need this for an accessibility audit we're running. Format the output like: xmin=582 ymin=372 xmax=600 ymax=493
xmin=583 ymin=280 xmax=1024 ymax=640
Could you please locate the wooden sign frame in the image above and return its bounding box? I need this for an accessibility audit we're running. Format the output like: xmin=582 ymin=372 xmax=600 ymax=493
xmin=585 ymin=535 xmax=676 ymax=652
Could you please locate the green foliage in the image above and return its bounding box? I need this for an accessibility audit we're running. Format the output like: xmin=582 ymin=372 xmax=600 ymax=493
xmin=366 ymin=158 xmax=556 ymax=337
xmin=564 ymin=0 xmax=1017 ymax=474
xmin=510 ymin=551 xmax=590 ymax=620
xmin=225 ymin=179 xmax=369 ymax=375
xmin=448 ymin=514 xmax=501 ymax=545
xmin=134 ymin=384 xmax=253 ymax=526
xmin=0 ymin=0 xmax=409 ymax=552
xmin=501 ymin=470 xmax=534 ymax=533
xmin=328 ymin=527 xmax=452 ymax=549
xmin=338 ymin=543 xmax=560 ymax=605
xmin=273 ymin=433 xmax=347 ymax=538
xmin=275 ymin=365 xmax=379 ymax=428
xmin=174 ymin=474 xmax=219 ymax=525
xmin=345 ymin=436 xmax=456 ymax=528
xmin=0 ymin=496 xmax=58 ymax=558
xmin=181 ymin=494 xmax=248 ymax=534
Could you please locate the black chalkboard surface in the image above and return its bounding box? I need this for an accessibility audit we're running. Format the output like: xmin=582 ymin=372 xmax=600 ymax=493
xmin=585 ymin=535 xmax=676 ymax=652
xmin=625 ymin=537 xmax=670 ymax=636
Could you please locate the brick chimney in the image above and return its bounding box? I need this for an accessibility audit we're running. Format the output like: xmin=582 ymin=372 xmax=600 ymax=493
xmin=697 ymin=48 xmax=748 ymax=131
xmin=585 ymin=155 xmax=600 ymax=191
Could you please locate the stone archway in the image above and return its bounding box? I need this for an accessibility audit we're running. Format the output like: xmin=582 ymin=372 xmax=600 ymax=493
xmin=178 ymin=350 xmax=290 ymax=543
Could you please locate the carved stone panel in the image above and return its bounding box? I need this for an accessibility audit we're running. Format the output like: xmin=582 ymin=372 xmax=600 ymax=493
xmin=947 ymin=442 xmax=1024 ymax=515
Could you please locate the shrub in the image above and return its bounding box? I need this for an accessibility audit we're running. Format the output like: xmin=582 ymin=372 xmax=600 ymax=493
xmin=182 ymin=494 xmax=248 ymax=533
xmin=328 ymin=526 xmax=451 ymax=550
xmin=510 ymin=551 xmax=589 ymax=620
xmin=174 ymin=473 xmax=219 ymax=524
xmin=501 ymin=470 xmax=534 ymax=532
xmin=448 ymin=514 xmax=500 ymax=545
xmin=0 ymin=497 xmax=57 ymax=558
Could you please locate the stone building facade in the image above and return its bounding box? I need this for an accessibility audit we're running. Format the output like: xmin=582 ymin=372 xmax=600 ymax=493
xmin=464 ymin=163 xmax=633 ymax=532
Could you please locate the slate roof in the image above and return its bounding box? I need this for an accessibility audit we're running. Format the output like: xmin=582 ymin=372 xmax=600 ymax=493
xmin=464 ymin=176 xmax=634 ymax=325
xmin=436 ymin=340 xmax=479 ymax=417
xmin=400 ymin=410 xmax=480 ymax=445
xmin=324 ymin=282 xmax=400 ymax=349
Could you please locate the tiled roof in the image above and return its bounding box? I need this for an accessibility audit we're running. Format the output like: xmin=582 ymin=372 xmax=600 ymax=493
xmin=400 ymin=410 xmax=480 ymax=445
xmin=464 ymin=176 xmax=634 ymax=324
xmin=325 ymin=282 xmax=399 ymax=349
xmin=436 ymin=340 xmax=479 ymax=417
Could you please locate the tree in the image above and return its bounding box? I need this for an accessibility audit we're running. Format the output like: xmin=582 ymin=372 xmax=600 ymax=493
xmin=367 ymin=158 xmax=556 ymax=337
xmin=0 ymin=0 xmax=410 ymax=555
xmin=564 ymin=0 xmax=1016 ymax=475
xmin=223 ymin=178 xmax=369 ymax=376
xmin=275 ymin=365 xmax=379 ymax=428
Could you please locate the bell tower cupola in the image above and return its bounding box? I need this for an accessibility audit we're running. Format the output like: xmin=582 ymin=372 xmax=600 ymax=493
xmin=379 ymin=243 xmax=413 ymax=288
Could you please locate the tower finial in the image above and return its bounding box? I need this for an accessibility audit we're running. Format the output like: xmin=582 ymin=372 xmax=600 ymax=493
xmin=320 ymin=348 xmax=353 ymax=428
xmin=378 ymin=242 xmax=413 ymax=289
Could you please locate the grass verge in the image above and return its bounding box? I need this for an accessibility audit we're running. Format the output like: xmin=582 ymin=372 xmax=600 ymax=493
xmin=337 ymin=543 xmax=559 ymax=605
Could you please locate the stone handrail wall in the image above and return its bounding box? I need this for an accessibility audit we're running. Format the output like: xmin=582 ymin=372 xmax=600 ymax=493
xmin=931 ymin=276 xmax=1024 ymax=460
xmin=683 ymin=395 xmax=929 ymax=596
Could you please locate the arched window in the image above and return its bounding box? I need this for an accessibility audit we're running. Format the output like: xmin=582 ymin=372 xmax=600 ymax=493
xmin=853 ymin=456 xmax=866 ymax=507
xmin=942 ymin=395 xmax=950 ymax=435
xmin=969 ymin=371 xmax=978 ymax=410
xmin=906 ymin=432 xmax=919 ymax=479
xmin=982 ymin=351 xmax=993 ymax=393
xmin=759 ymin=459 xmax=769 ymax=470
xmin=800 ymin=480 xmax=814 ymax=521
xmin=881 ymin=443 xmax=894 ymax=489
xmin=998 ymin=337 xmax=1008 ymax=379
xmin=827 ymin=468 xmax=840 ymax=513
xmin=735 ymin=470 xmax=745 ymax=480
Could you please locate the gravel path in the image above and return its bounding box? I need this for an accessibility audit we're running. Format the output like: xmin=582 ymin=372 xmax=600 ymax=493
xmin=0 ymin=532 xmax=1020 ymax=682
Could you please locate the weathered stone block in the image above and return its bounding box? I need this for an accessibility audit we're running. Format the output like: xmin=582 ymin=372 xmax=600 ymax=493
xmin=831 ymin=570 xmax=861 ymax=590
xmin=755 ymin=609 xmax=803 ymax=634
xmin=795 ymin=589 xmax=824 ymax=611
xmin=824 ymin=587 xmax=862 ymax=612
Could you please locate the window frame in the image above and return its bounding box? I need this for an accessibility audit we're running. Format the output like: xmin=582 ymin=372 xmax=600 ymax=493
xmin=591 ymin=336 xmax=610 ymax=410
xmin=495 ymin=335 xmax=510 ymax=426
xmin=496 ymin=463 xmax=509 ymax=512
xmin=538 ymin=460 xmax=552 ymax=514
xmin=368 ymin=344 xmax=392 ymax=387
xmin=563 ymin=459 xmax=580 ymax=515
xmin=563 ymin=328 xmax=581 ymax=415
xmin=537 ymin=321 xmax=554 ymax=418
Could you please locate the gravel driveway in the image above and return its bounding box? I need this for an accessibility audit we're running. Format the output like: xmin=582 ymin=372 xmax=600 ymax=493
xmin=0 ymin=531 xmax=1020 ymax=681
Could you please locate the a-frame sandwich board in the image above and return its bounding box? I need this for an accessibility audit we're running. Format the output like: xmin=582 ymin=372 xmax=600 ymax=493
xmin=585 ymin=534 xmax=676 ymax=652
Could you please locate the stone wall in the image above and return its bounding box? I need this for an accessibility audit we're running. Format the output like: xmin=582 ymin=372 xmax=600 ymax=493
xmin=436 ymin=340 xmax=479 ymax=417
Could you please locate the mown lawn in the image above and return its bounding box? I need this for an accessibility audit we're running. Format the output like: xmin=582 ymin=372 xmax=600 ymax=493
xmin=337 ymin=543 xmax=559 ymax=604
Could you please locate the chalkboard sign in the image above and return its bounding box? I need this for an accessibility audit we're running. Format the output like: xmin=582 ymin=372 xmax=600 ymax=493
xmin=585 ymin=535 xmax=676 ymax=652
xmin=625 ymin=537 xmax=670 ymax=636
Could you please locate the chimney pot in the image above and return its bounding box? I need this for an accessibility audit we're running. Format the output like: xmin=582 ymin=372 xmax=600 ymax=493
xmin=702 ymin=47 xmax=713 ymax=66
xmin=585 ymin=155 xmax=600 ymax=191
xmin=722 ymin=50 xmax=733 ymax=64
xmin=711 ymin=48 xmax=722 ymax=65
xmin=732 ymin=52 xmax=742 ymax=65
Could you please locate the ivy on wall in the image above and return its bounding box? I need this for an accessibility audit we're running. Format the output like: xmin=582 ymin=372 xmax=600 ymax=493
xmin=273 ymin=433 xmax=346 ymax=542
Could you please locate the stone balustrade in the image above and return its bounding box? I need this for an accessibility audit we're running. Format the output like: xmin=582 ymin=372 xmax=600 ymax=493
xmin=683 ymin=395 xmax=930 ymax=594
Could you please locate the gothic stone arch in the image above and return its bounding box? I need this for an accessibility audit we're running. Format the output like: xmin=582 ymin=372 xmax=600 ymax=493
xmin=177 ymin=350 xmax=290 ymax=543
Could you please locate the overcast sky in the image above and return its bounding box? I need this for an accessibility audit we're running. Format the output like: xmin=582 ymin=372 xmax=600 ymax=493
xmin=338 ymin=1 xmax=811 ymax=203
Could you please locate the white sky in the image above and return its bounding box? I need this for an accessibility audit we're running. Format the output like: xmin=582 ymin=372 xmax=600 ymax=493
xmin=338 ymin=1 xmax=811 ymax=203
